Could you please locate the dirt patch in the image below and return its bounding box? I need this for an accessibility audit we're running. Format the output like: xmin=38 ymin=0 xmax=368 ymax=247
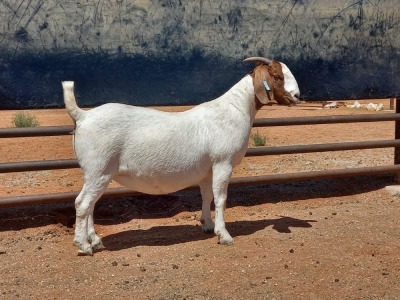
xmin=1 ymin=100 xmax=400 ymax=299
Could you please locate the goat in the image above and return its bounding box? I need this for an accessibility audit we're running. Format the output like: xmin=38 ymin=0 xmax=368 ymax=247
xmin=62 ymin=57 xmax=300 ymax=255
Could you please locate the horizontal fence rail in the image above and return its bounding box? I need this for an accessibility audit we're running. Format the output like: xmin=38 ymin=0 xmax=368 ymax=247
xmin=0 ymin=159 xmax=79 ymax=173
xmin=2 ymin=164 xmax=400 ymax=208
xmin=246 ymin=139 xmax=400 ymax=156
xmin=2 ymin=139 xmax=400 ymax=173
xmin=0 ymin=125 xmax=74 ymax=138
xmin=253 ymin=113 xmax=400 ymax=127
xmin=2 ymin=113 xmax=400 ymax=138
xmin=1 ymin=108 xmax=400 ymax=208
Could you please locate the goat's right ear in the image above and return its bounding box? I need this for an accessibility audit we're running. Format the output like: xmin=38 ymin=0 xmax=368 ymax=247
xmin=252 ymin=65 xmax=276 ymax=105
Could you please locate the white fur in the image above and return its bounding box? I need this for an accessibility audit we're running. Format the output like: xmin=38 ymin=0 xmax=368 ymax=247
xmin=280 ymin=62 xmax=300 ymax=100
xmin=62 ymin=63 xmax=299 ymax=255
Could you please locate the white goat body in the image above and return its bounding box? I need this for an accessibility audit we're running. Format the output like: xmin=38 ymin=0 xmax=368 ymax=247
xmin=63 ymin=58 xmax=300 ymax=255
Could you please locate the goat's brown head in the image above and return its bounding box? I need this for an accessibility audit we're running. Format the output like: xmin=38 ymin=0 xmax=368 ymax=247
xmin=244 ymin=57 xmax=300 ymax=107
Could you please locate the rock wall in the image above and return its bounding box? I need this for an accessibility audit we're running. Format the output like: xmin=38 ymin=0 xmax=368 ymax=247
xmin=0 ymin=0 xmax=399 ymax=108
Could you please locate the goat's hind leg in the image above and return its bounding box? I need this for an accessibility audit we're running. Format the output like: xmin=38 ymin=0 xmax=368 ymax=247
xmin=73 ymin=188 xmax=93 ymax=256
xmin=74 ymin=178 xmax=110 ymax=255
xmin=199 ymin=175 xmax=215 ymax=233
xmin=88 ymin=205 xmax=105 ymax=252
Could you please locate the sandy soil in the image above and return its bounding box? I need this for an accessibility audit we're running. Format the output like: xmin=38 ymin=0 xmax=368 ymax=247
xmin=1 ymin=99 xmax=400 ymax=300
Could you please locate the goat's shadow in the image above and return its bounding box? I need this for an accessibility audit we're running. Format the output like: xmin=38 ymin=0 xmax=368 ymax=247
xmin=102 ymin=216 xmax=316 ymax=251
xmin=0 ymin=174 xmax=392 ymax=232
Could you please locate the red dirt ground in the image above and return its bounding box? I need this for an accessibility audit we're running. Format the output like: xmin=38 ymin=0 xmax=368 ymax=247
xmin=1 ymin=100 xmax=400 ymax=299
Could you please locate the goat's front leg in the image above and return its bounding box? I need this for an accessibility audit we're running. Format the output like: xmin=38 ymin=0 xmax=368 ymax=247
xmin=199 ymin=175 xmax=215 ymax=233
xmin=212 ymin=162 xmax=234 ymax=245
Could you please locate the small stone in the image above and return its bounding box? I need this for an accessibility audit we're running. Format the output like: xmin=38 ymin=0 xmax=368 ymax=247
xmin=0 ymin=250 xmax=6 ymax=255
xmin=385 ymin=185 xmax=400 ymax=196
xmin=334 ymin=278 xmax=339 ymax=283
xmin=37 ymin=246 xmax=42 ymax=250
xmin=172 ymin=264 xmax=179 ymax=269
xmin=289 ymin=249 xmax=294 ymax=253
xmin=122 ymin=263 xmax=130 ymax=267
xmin=111 ymin=261 xmax=118 ymax=267
xmin=137 ymin=253 xmax=141 ymax=258
xmin=140 ymin=266 xmax=146 ymax=272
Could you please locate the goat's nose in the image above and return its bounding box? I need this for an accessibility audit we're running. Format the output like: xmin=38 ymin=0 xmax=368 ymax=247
xmin=292 ymin=93 xmax=301 ymax=103
xmin=291 ymin=95 xmax=299 ymax=102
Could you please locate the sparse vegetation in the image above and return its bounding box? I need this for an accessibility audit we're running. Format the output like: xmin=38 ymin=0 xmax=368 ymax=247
xmin=251 ymin=130 xmax=268 ymax=146
xmin=11 ymin=111 xmax=40 ymax=127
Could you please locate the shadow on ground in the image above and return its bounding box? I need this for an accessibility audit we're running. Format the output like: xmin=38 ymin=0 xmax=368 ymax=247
xmin=0 ymin=174 xmax=393 ymax=232
xmin=102 ymin=216 xmax=317 ymax=251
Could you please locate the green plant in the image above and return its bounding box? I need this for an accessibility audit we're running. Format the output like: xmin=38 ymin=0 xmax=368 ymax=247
xmin=11 ymin=111 xmax=40 ymax=128
xmin=251 ymin=130 xmax=268 ymax=147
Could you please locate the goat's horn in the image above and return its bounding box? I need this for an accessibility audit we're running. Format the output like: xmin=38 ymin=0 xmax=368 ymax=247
xmin=243 ymin=57 xmax=273 ymax=65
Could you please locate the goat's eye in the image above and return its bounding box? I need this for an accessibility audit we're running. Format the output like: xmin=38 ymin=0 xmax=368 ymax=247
xmin=273 ymin=76 xmax=281 ymax=81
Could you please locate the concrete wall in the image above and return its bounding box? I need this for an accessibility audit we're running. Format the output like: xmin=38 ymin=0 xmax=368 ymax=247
xmin=0 ymin=0 xmax=399 ymax=108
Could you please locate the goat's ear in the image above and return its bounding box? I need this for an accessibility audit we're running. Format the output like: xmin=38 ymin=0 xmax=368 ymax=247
xmin=252 ymin=65 xmax=276 ymax=105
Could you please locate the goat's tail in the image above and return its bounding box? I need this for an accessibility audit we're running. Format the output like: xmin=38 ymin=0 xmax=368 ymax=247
xmin=62 ymin=81 xmax=84 ymax=121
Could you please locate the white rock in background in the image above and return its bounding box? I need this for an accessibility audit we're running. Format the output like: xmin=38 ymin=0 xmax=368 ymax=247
xmin=366 ymin=103 xmax=384 ymax=111
xmin=324 ymin=101 xmax=337 ymax=109
xmin=346 ymin=100 xmax=361 ymax=108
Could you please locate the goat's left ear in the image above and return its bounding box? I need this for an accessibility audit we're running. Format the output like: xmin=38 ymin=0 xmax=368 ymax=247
xmin=252 ymin=65 xmax=275 ymax=105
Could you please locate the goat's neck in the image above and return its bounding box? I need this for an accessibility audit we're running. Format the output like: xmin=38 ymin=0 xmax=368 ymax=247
xmin=220 ymin=75 xmax=258 ymax=123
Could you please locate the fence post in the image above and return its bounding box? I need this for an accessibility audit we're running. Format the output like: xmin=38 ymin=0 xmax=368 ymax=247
xmin=395 ymin=98 xmax=400 ymax=183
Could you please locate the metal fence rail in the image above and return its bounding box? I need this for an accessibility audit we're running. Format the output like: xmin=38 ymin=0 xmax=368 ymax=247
xmin=2 ymin=113 xmax=400 ymax=138
xmin=1 ymin=106 xmax=400 ymax=208
xmin=2 ymin=164 xmax=400 ymax=208
xmin=1 ymin=139 xmax=400 ymax=173
xmin=0 ymin=125 xmax=74 ymax=138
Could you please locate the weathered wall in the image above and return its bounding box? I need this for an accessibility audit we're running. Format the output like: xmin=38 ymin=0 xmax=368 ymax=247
xmin=0 ymin=0 xmax=399 ymax=108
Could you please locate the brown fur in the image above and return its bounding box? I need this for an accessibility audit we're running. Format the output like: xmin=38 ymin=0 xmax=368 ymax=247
xmin=251 ymin=61 xmax=295 ymax=107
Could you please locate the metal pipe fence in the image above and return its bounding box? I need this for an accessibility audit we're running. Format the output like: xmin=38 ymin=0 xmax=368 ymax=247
xmin=1 ymin=102 xmax=399 ymax=208
xmin=2 ymin=113 xmax=400 ymax=138
xmin=1 ymin=140 xmax=400 ymax=174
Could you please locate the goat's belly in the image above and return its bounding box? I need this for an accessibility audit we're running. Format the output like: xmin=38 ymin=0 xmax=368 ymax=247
xmin=113 ymin=172 xmax=204 ymax=195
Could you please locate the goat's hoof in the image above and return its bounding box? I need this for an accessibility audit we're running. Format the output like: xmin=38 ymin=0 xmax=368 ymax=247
xmin=201 ymin=223 xmax=215 ymax=234
xmin=76 ymin=244 xmax=93 ymax=256
xmin=92 ymin=240 xmax=106 ymax=252
xmin=200 ymin=218 xmax=215 ymax=233
xmin=77 ymin=248 xmax=93 ymax=256
xmin=202 ymin=227 xmax=215 ymax=234
xmin=219 ymin=236 xmax=234 ymax=246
